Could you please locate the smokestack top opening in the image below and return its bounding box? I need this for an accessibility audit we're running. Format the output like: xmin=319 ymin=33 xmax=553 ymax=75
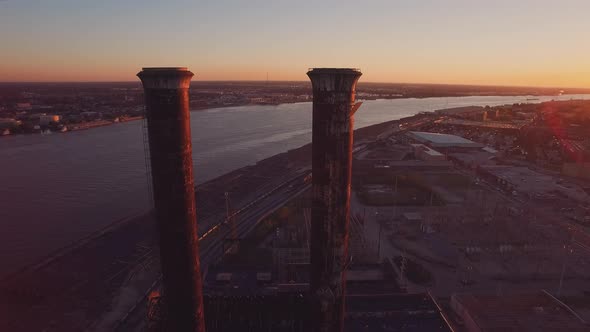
xmin=307 ymin=68 xmax=362 ymax=94
xmin=137 ymin=67 xmax=194 ymax=90
xmin=307 ymin=68 xmax=361 ymax=75
xmin=141 ymin=67 xmax=189 ymax=72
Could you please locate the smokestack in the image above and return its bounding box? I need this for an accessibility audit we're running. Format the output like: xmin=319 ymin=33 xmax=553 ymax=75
xmin=137 ymin=67 xmax=205 ymax=331
xmin=307 ymin=68 xmax=362 ymax=332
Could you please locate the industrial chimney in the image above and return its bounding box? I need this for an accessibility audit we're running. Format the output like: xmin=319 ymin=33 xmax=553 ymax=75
xmin=307 ymin=68 xmax=362 ymax=332
xmin=137 ymin=67 xmax=205 ymax=331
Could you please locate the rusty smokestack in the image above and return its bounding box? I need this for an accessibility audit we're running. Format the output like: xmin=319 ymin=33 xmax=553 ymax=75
xmin=307 ymin=68 xmax=362 ymax=332
xmin=137 ymin=67 xmax=205 ymax=331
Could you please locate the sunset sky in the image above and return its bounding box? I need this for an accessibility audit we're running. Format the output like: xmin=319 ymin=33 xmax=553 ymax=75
xmin=1 ymin=0 xmax=589 ymax=87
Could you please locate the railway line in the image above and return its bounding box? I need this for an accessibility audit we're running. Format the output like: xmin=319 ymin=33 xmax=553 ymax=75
xmin=113 ymin=170 xmax=311 ymax=331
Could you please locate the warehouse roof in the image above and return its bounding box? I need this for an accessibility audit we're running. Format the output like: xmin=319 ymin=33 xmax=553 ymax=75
xmin=449 ymin=291 xmax=588 ymax=332
xmin=407 ymin=131 xmax=483 ymax=148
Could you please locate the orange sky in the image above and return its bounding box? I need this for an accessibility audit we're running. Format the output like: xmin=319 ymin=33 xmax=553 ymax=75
xmin=1 ymin=0 xmax=589 ymax=88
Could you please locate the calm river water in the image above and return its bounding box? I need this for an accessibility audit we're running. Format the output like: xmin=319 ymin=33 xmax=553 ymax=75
xmin=1 ymin=94 xmax=589 ymax=277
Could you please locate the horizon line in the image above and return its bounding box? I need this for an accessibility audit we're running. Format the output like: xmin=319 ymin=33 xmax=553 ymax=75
xmin=0 ymin=80 xmax=588 ymax=91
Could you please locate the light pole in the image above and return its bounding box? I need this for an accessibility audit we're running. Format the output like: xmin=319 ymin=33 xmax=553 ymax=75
xmin=376 ymin=211 xmax=382 ymax=260
xmin=558 ymin=237 xmax=572 ymax=297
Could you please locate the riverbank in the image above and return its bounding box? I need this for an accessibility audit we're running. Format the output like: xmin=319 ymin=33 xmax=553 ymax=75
xmin=0 ymin=100 xmax=296 ymax=138
xmin=69 ymin=116 xmax=144 ymax=132
xmin=0 ymin=109 xmax=424 ymax=281
xmin=0 ymin=115 xmax=145 ymax=138
xmin=0 ymin=111 xmax=425 ymax=331
xmin=3 ymin=91 xmax=588 ymax=138
xmin=3 ymin=94 xmax=590 ymax=278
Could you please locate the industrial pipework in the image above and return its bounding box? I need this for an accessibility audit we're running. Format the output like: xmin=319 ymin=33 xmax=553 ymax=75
xmin=307 ymin=68 xmax=362 ymax=332
xmin=137 ymin=67 xmax=205 ymax=332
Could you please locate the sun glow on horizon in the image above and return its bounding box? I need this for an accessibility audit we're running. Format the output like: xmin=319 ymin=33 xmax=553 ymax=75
xmin=1 ymin=0 xmax=589 ymax=88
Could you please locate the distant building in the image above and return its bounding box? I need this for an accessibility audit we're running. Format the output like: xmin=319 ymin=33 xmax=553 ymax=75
xmin=402 ymin=212 xmax=422 ymax=222
xmin=477 ymin=165 xmax=552 ymax=194
xmin=407 ymin=131 xmax=484 ymax=149
xmin=16 ymin=103 xmax=32 ymax=111
xmin=39 ymin=115 xmax=60 ymax=126
xmin=437 ymin=118 xmax=522 ymax=132
xmin=80 ymin=111 xmax=99 ymax=120
xmin=448 ymin=149 xmax=497 ymax=169
xmin=516 ymin=111 xmax=536 ymax=120
xmin=478 ymin=165 xmax=589 ymax=202
xmin=481 ymin=146 xmax=498 ymax=154
xmin=0 ymin=118 xmax=22 ymax=129
xmin=148 ymin=292 xmax=453 ymax=332
xmin=434 ymin=106 xmax=484 ymax=116
xmin=448 ymin=291 xmax=588 ymax=332
xmin=66 ymin=114 xmax=82 ymax=122
xmin=411 ymin=144 xmax=446 ymax=161
xmin=249 ymin=97 xmax=266 ymax=104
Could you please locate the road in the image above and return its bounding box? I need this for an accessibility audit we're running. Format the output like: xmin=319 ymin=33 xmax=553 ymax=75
xmin=200 ymin=170 xmax=310 ymax=265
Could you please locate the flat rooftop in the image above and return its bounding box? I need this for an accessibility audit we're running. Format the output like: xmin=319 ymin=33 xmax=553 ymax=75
xmin=448 ymin=150 xmax=498 ymax=167
xmin=411 ymin=144 xmax=445 ymax=157
xmin=150 ymin=293 xmax=453 ymax=331
xmin=478 ymin=165 xmax=561 ymax=196
xmin=478 ymin=165 xmax=590 ymax=202
xmin=346 ymin=293 xmax=452 ymax=332
xmin=408 ymin=131 xmax=483 ymax=148
xmin=384 ymin=160 xmax=453 ymax=168
xmin=449 ymin=291 xmax=588 ymax=332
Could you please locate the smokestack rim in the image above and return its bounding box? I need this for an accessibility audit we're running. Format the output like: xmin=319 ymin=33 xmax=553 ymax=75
xmin=137 ymin=67 xmax=194 ymax=89
xmin=140 ymin=67 xmax=190 ymax=72
xmin=307 ymin=68 xmax=362 ymax=76
xmin=307 ymin=68 xmax=362 ymax=93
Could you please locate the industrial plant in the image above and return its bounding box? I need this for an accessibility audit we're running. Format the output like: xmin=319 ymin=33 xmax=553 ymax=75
xmin=131 ymin=67 xmax=590 ymax=332
xmin=2 ymin=70 xmax=590 ymax=332
xmin=4 ymin=0 xmax=590 ymax=330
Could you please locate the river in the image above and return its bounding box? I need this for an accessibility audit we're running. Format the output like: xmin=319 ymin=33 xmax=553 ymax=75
xmin=1 ymin=94 xmax=589 ymax=277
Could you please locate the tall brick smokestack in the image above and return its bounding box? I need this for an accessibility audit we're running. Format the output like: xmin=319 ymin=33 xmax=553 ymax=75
xmin=307 ymin=68 xmax=362 ymax=332
xmin=137 ymin=67 xmax=205 ymax=331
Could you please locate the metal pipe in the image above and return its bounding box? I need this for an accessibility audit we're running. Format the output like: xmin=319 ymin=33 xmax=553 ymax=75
xmin=307 ymin=68 xmax=362 ymax=332
xmin=137 ymin=67 xmax=205 ymax=332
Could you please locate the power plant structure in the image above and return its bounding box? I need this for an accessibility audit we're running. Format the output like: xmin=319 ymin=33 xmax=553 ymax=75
xmin=307 ymin=68 xmax=362 ymax=332
xmin=138 ymin=67 xmax=452 ymax=332
xmin=139 ymin=67 xmax=363 ymax=332
xmin=138 ymin=67 xmax=206 ymax=332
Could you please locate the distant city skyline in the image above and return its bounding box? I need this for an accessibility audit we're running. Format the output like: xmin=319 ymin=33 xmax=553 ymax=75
xmin=1 ymin=0 xmax=589 ymax=88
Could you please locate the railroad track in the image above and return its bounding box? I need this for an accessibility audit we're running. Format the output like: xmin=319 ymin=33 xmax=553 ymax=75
xmin=113 ymin=171 xmax=311 ymax=330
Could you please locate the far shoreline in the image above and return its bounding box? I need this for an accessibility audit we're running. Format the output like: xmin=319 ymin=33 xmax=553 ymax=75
xmin=0 ymin=108 xmax=418 ymax=281
xmin=1 ymin=92 xmax=587 ymax=139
